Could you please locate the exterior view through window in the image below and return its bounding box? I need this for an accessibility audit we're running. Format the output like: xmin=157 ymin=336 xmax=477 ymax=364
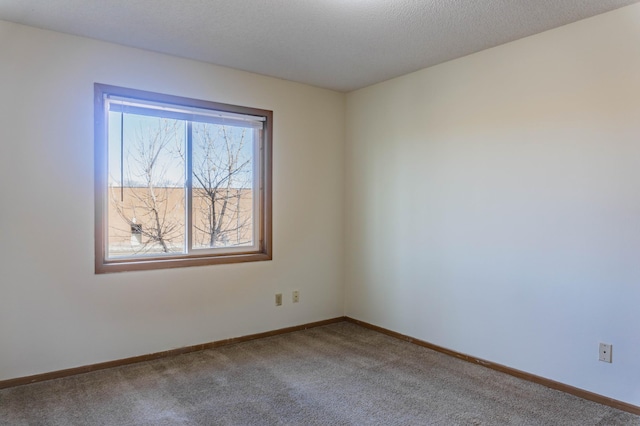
xmin=95 ymin=84 xmax=272 ymax=273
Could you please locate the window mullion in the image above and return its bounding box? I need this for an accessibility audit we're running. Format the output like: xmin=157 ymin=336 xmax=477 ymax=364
xmin=186 ymin=121 xmax=193 ymax=254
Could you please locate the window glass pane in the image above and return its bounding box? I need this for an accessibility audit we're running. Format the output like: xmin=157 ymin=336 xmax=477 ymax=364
xmin=107 ymin=112 xmax=186 ymax=257
xmin=191 ymin=123 xmax=254 ymax=249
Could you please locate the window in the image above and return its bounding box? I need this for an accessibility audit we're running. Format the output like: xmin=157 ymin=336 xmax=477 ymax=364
xmin=94 ymin=83 xmax=272 ymax=273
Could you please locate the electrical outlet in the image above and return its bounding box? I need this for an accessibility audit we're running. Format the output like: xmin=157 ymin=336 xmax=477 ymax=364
xmin=599 ymin=343 xmax=612 ymax=363
xmin=275 ymin=293 xmax=282 ymax=306
xmin=292 ymin=290 xmax=299 ymax=303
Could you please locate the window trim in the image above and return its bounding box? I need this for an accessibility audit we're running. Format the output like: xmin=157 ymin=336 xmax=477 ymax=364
xmin=94 ymin=83 xmax=272 ymax=273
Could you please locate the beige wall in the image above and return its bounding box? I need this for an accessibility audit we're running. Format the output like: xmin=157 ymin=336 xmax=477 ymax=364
xmin=107 ymin=187 xmax=254 ymax=255
xmin=0 ymin=20 xmax=344 ymax=380
xmin=345 ymin=3 xmax=640 ymax=406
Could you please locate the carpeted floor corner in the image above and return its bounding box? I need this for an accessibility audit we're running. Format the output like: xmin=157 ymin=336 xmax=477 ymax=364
xmin=1 ymin=322 xmax=638 ymax=425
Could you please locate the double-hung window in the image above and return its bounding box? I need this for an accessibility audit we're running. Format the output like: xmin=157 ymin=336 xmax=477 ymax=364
xmin=94 ymin=84 xmax=272 ymax=273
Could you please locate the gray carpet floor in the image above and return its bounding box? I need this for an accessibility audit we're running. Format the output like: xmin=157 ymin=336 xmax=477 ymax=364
xmin=1 ymin=322 xmax=638 ymax=425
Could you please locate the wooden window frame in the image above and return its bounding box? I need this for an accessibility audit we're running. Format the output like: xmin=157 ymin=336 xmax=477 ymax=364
xmin=94 ymin=83 xmax=272 ymax=273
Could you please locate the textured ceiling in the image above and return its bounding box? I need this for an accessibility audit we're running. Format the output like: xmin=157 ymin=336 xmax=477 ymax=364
xmin=1 ymin=0 xmax=638 ymax=92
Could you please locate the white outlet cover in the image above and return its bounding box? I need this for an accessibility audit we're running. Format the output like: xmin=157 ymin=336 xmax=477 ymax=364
xmin=599 ymin=343 xmax=612 ymax=363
